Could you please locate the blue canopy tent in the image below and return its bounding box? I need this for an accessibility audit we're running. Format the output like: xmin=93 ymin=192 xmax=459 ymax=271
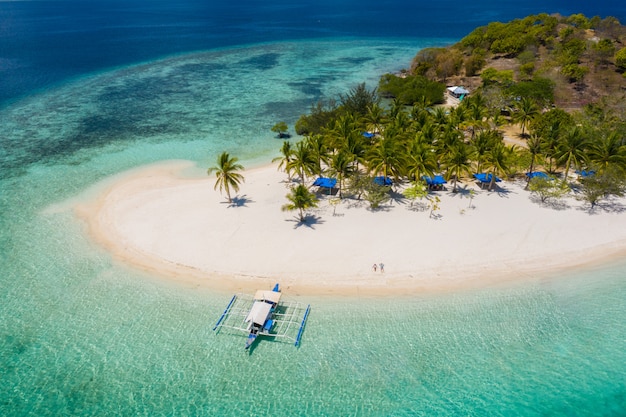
xmin=362 ymin=132 xmax=375 ymax=138
xmin=422 ymin=175 xmax=446 ymax=185
xmin=473 ymin=173 xmax=501 ymax=183
xmin=313 ymin=177 xmax=337 ymax=188
xmin=576 ymin=169 xmax=596 ymax=178
xmin=526 ymin=172 xmax=552 ymax=180
xmin=313 ymin=177 xmax=337 ymax=194
xmin=421 ymin=175 xmax=447 ymax=190
xmin=474 ymin=173 xmax=501 ymax=189
xmin=374 ymin=176 xmax=393 ymax=186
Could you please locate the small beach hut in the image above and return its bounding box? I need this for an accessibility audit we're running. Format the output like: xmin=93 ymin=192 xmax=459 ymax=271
xmin=447 ymin=86 xmax=469 ymax=100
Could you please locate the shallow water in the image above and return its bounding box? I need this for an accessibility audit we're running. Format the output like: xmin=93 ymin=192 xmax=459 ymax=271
xmin=2 ymin=1 xmax=626 ymax=415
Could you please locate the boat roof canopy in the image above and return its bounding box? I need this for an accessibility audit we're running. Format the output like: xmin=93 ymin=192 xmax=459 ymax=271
xmin=245 ymin=301 xmax=272 ymax=326
xmin=254 ymin=290 xmax=281 ymax=304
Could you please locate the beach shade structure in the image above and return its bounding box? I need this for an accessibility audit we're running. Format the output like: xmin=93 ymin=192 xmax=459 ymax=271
xmin=576 ymin=169 xmax=596 ymax=178
xmin=312 ymin=177 xmax=337 ymax=195
xmin=312 ymin=177 xmax=337 ymax=188
xmin=362 ymin=132 xmax=375 ymax=138
xmin=373 ymin=176 xmax=393 ymax=186
xmin=473 ymin=173 xmax=501 ymax=183
xmin=473 ymin=173 xmax=501 ymax=189
xmin=526 ymin=172 xmax=552 ymax=180
xmin=421 ymin=175 xmax=447 ymax=190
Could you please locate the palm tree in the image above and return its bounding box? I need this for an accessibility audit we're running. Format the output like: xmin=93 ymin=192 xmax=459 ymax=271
xmin=328 ymin=150 xmax=355 ymax=198
xmin=525 ymin=133 xmax=544 ymax=188
xmin=207 ymin=152 xmax=245 ymax=203
xmin=483 ymin=143 xmax=514 ymax=191
xmin=442 ymin=142 xmax=472 ymax=192
xmin=461 ymin=95 xmax=489 ymax=139
xmin=470 ymin=129 xmax=498 ymax=174
xmin=327 ymin=113 xmax=359 ymax=151
xmin=513 ymin=97 xmax=540 ymax=137
xmin=405 ymin=134 xmax=437 ymax=181
xmin=282 ymin=184 xmax=318 ymax=223
xmin=305 ymin=134 xmax=329 ymax=177
xmin=366 ymin=131 xmax=406 ymax=182
xmin=364 ymin=103 xmax=387 ymax=135
xmin=431 ymin=106 xmax=449 ymax=128
xmin=587 ymin=131 xmax=626 ymax=174
xmin=554 ymin=127 xmax=589 ymax=180
xmin=539 ymin=119 xmax=563 ymax=173
xmin=286 ymin=140 xmax=317 ymax=184
xmin=272 ymin=140 xmax=293 ymax=180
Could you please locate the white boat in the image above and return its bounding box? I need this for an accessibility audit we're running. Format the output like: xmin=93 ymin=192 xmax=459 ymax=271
xmin=243 ymin=284 xmax=281 ymax=349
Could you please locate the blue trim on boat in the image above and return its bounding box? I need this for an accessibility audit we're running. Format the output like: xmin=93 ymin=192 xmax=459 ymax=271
xmin=213 ymin=294 xmax=236 ymax=331
xmin=295 ymin=305 xmax=311 ymax=347
xmin=245 ymin=333 xmax=257 ymax=350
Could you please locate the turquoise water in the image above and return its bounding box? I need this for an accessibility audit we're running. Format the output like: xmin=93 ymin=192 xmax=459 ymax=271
xmin=1 ymin=38 xmax=626 ymax=415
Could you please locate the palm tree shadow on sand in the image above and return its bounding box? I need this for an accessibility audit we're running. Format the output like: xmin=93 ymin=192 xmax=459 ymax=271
xmin=224 ymin=194 xmax=253 ymax=207
xmin=287 ymin=214 xmax=324 ymax=229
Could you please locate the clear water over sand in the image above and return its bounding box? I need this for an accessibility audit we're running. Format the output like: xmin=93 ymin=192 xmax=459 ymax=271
xmin=1 ymin=15 xmax=626 ymax=417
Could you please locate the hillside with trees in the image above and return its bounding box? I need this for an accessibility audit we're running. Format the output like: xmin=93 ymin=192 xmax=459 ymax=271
xmin=283 ymin=13 xmax=626 ymax=213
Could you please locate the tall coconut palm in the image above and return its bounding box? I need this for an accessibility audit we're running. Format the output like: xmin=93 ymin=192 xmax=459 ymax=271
xmin=470 ymin=129 xmax=498 ymax=174
xmin=364 ymin=103 xmax=387 ymax=135
xmin=539 ymin=119 xmax=563 ymax=173
xmin=483 ymin=143 xmax=514 ymax=191
xmin=405 ymin=134 xmax=437 ymax=181
xmin=327 ymin=113 xmax=359 ymax=151
xmin=207 ymin=152 xmax=245 ymax=203
xmin=442 ymin=142 xmax=472 ymax=192
xmin=513 ymin=97 xmax=540 ymax=137
xmin=328 ymin=150 xmax=355 ymax=198
xmin=431 ymin=106 xmax=449 ymax=128
xmin=282 ymin=184 xmax=318 ymax=223
xmin=366 ymin=131 xmax=406 ymax=182
xmin=286 ymin=140 xmax=317 ymax=184
xmin=554 ymin=126 xmax=590 ymax=180
xmin=272 ymin=140 xmax=294 ymax=180
xmin=435 ymin=123 xmax=463 ymax=161
xmin=461 ymin=95 xmax=489 ymax=139
xmin=525 ymin=133 xmax=544 ymax=187
xmin=305 ymin=134 xmax=329 ymax=177
xmin=587 ymin=131 xmax=626 ymax=174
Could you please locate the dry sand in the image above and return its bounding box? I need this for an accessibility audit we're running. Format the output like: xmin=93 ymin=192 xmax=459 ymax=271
xmin=73 ymin=160 xmax=626 ymax=296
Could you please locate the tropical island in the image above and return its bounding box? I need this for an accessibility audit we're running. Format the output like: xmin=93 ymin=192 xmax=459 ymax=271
xmin=76 ymin=13 xmax=626 ymax=295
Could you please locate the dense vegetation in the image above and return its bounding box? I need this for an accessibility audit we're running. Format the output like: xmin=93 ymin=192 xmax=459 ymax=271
xmin=409 ymin=13 xmax=626 ymax=110
xmin=279 ymin=13 xmax=626 ymax=212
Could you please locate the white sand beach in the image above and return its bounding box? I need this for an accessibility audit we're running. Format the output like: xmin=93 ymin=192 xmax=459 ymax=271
xmin=74 ymin=160 xmax=626 ymax=295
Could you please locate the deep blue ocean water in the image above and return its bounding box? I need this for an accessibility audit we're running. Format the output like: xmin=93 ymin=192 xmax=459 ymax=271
xmin=1 ymin=1 xmax=626 ymax=415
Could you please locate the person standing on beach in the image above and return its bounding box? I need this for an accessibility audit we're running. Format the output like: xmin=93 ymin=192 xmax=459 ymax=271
xmin=379 ymin=262 xmax=384 ymax=273
xmin=372 ymin=263 xmax=377 ymax=272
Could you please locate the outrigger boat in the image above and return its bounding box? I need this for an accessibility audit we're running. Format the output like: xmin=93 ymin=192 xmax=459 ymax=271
xmin=244 ymin=283 xmax=281 ymax=349
xmin=213 ymin=283 xmax=310 ymax=350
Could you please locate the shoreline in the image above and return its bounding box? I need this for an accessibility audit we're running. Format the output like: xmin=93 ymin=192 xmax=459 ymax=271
xmin=72 ymin=159 xmax=626 ymax=296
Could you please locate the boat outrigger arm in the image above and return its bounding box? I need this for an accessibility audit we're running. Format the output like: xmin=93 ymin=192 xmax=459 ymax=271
xmin=213 ymin=283 xmax=310 ymax=349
